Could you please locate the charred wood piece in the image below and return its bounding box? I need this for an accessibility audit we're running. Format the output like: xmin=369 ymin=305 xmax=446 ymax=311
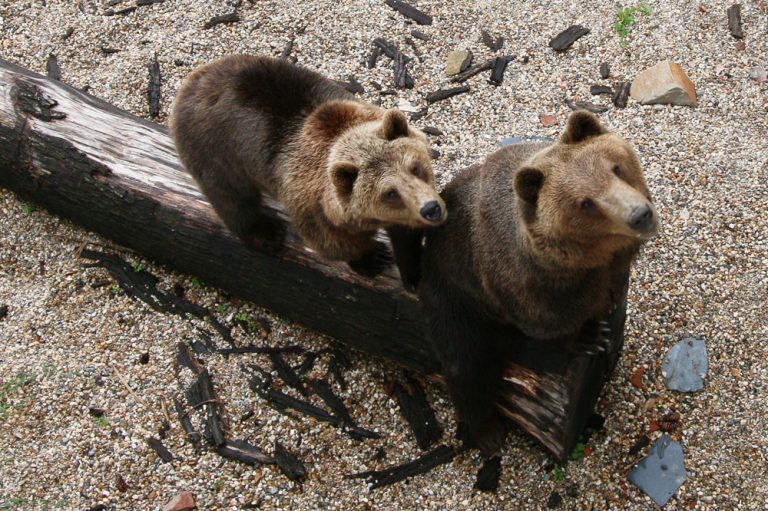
xmin=218 ymin=345 xmax=303 ymax=355
xmin=147 ymin=437 xmax=174 ymax=462
xmin=137 ymin=0 xmax=164 ymax=5
xmin=349 ymin=444 xmax=457 ymax=489
xmin=425 ymin=85 xmax=470 ymax=103
xmin=372 ymin=38 xmax=411 ymax=63
xmin=147 ymin=56 xmax=161 ymax=119
xmin=410 ymin=29 xmax=429 ymax=41
xmin=590 ymin=85 xmax=613 ymax=96
xmin=391 ymin=374 xmax=442 ymax=449
xmin=489 ymin=56 xmax=512 ymax=86
xmin=269 ymin=352 xmax=308 ymax=396
xmin=186 ymin=369 xmax=226 ymax=446
xmin=217 ymin=439 xmax=275 ymax=465
xmin=450 ymin=59 xmax=494 ymax=83
xmin=481 ymin=29 xmax=504 ymax=51
xmin=274 ymin=441 xmax=307 ymax=481
xmin=203 ymin=12 xmax=239 ymax=29
xmin=727 ymin=4 xmax=743 ymax=39
xmin=599 ymin=62 xmax=610 ymax=79
xmin=393 ymin=51 xmax=414 ymax=89
xmin=384 ymin=0 xmax=433 ymax=25
xmin=613 ymin=82 xmax=631 ymax=108
xmin=566 ymin=99 xmax=610 ymax=113
xmin=367 ymin=46 xmax=381 ymax=69
xmin=549 ymin=25 xmax=590 ymax=52
xmin=46 ymin=55 xmax=61 ymax=81
xmin=174 ymin=398 xmax=201 ymax=445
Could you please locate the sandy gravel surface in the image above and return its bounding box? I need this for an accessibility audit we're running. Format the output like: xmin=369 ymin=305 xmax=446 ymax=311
xmin=1 ymin=0 xmax=767 ymax=509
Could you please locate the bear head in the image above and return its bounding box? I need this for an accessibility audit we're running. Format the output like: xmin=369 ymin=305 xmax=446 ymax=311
xmin=513 ymin=111 xmax=659 ymax=269
xmin=326 ymin=108 xmax=446 ymax=229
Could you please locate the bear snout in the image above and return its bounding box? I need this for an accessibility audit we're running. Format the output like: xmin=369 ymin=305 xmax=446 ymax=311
xmin=627 ymin=204 xmax=656 ymax=234
xmin=420 ymin=201 xmax=443 ymax=223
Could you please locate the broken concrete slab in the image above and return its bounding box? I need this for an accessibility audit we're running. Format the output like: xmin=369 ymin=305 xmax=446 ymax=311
xmin=630 ymin=60 xmax=697 ymax=107
xmin=662 ymin=337 xmax=708 ymax=392
xmin=628 ymin=434 xmax=687 ymax=507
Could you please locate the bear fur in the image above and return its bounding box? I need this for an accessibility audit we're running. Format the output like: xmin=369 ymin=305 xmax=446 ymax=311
xmin=169 ymin=55 xmax=444 ymax=278
xmin=417 ymin=112 xmax=659 ymax=456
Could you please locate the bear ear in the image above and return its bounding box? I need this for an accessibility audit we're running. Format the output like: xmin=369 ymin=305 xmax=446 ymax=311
xmin=381 ymin=109 xmax=409 ymax=141
xmin=560 ymin=111 xmax=608 ymax=144
xmin=330 ymin=161 xmax=359 ymax=200
xmin=514 ymin=167 xmax=544 ymax=205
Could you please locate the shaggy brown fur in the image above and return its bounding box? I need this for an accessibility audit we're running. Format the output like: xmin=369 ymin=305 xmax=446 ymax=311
xmin=169 ymin=55 xmax=444 ymax=279
xmin=417 ymin=112 xmax=659 ymax=456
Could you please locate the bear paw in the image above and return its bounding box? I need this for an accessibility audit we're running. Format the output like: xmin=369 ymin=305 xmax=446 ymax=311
xmin=564 ymin=319 xmax=612 ymax=356
xmin=239 ymin=217 xmax=287 ymax=255
xmin=348 ymin=241 xmax=394 ymax=277
xmin=457 ymin=417 xmax=507 ymax=458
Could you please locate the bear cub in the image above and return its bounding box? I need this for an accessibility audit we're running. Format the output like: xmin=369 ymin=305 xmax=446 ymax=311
xmin=417 ymin=112 xmax=659 ymax=456
xmin=170 ymin=55 xmax=445 ymax=279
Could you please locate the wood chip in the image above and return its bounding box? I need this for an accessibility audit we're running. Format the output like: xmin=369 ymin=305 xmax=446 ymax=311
xmin=727 ymin=4 xmax=743 ymax=39
xmin=425 ymin=85 xmax=470 ymax=103
xmin=136 ymin=0 xmax=164 ymax=5
xmin=280 ymin=38 xmax=294 ymax=59
xmin=409 ymin=107 xmax=428 ymax=121
xmin=147 ymin=55 xmax=161 ymax=119
xmin=410 ymin=29 xmax=429 ymax=41
xmin=393 ymin=51 xmax=414 ymax=89
xmin=549 ymin=25 xmax=590 ymax=52
xmin=186 ymin=369 xmax=225 ymax=446
xmin=367 ymin=46 xmax=380 ymax=69
xmin=474 ymin=456 xmax=502 ymax=492
xmin=203 ymin=12 xmax=239 ymax=30
xmin=218 ymin=345 xmax=302 ymax=355
xmin=630 ymin=367 xmax=645 ymax=389
xmin=147 ymin=437 xmax=174 ymax=462
xmin=590 ymin=84 xmax=613 ymax=95
xmin=274 ymin=441 xmax=307 ymax=481
xmin=384 ymin=0 xmax=433 ymax=25
xmin=45 ymin=55 xmax=61 ymax=81
xmin=613 ymin=81 xmax=631 ymax=108
xmin=480 ymin=29 xmax=504 ymax=51
xmin=0 ymin=305 xmax=7 ymax=320
xmin=566 ymin=99 xmax=610 ymax=113
xmin=421 ymin=126 xmax=442 ymax=136
xmin=449 ymin=59 xmax=494 ymax=83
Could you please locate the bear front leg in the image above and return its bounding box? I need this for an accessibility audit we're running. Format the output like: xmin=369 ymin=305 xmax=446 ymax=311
xmin=347 ymin=239 xmax=394 ymax=277
xmin=422 ymin=289 xmax=508 ymax=457
xmin=386 ymin=226 xmax=424 ymax=292
xmin=206 ymin=186 xmax=286 ymax=254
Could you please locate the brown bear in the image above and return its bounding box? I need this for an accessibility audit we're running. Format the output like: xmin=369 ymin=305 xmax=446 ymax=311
xmin=169 ymin=55 xmax=445 ymax=278
xmin=416 ymin=111 xmax=659 ymax=456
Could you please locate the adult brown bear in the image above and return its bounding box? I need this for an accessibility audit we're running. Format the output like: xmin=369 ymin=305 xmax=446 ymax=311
xmin=417 ymin=112 xmax=659 ymax=456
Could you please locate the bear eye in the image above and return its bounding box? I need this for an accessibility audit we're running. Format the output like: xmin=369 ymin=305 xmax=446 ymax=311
xmin=384 ymin=189 xmax=400 ymax=202
xmin=612 ymin=165 xmax=622 ymax=177
xmin=580 ymin=198 xmax=595 ymax=210
xmin=411 ymin=164 xmax=423 ymax=178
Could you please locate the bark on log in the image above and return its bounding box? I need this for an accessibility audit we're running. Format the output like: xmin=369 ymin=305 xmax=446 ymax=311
xmin=0 ymin=58 xmax=627 ymax=462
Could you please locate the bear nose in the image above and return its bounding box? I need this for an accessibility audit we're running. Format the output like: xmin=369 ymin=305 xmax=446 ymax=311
xmin=628 ymin=204 xmax=655 ymax=232
xmin=420 ymin=201 xmax=443 ymax=223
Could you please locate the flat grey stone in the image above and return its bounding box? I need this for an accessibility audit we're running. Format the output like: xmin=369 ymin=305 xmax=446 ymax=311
xmin=628 ymin=434 xmax=687 ymax=507
xmin=662 ymin=337 xmax=708 ymax=392
xmin=500 ymin=136 xmax=553 ymax=146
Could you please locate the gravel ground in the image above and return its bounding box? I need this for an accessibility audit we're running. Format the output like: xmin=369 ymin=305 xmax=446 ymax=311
xmin=1 ymin=0 xmax=767 ymax=509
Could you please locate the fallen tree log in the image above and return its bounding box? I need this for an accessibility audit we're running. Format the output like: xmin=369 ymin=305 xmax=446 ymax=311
xmin=0 ymin=58 xmax=626 ymax=462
